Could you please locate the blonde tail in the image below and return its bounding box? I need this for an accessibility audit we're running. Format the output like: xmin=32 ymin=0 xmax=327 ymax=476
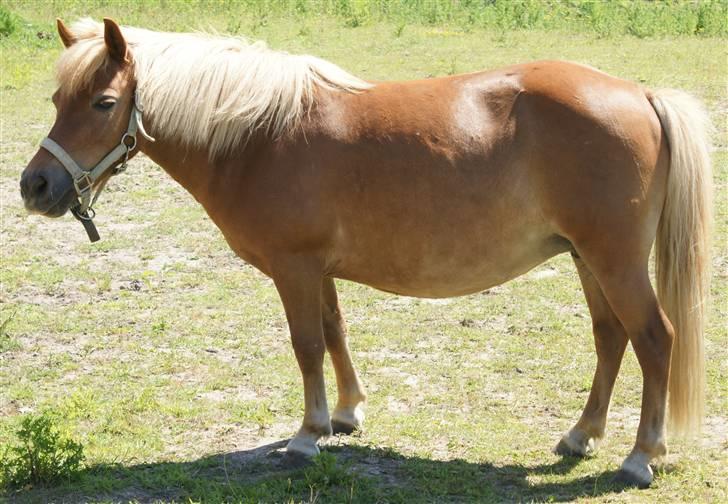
xmin=648 ymin=89 xmax=713 ymax=435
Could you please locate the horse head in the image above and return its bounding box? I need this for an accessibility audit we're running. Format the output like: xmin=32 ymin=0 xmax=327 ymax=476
xmin=20 ymin=18 xmax=138 ymax=224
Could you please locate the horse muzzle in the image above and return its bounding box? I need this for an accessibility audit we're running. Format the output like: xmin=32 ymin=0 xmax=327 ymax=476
xmin=19 ymin=162 xmax=76 ymax=218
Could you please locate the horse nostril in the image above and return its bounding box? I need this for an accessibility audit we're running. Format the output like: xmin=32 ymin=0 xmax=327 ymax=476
xmin=30 ymin=174 xmax=49 ymax=198
xmin=21 ymin=172 xmax=50 ymax=202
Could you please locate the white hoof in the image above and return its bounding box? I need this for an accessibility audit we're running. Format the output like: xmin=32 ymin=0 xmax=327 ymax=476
xmin=553 ymin=429 xmax=598 ymax=457
xmin=286 ymin=435 xmax=320 ymax=457
xmin=618 ymin=452 xmax=653 ymax=488
xmin=331 ymin=405 xmax=365 ymax=435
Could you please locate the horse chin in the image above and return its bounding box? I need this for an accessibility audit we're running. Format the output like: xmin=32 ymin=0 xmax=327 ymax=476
xmin=43 ymin=204 xmax=71 ymax=218
xmin=38 ymin=191 xmax=76 ymax=218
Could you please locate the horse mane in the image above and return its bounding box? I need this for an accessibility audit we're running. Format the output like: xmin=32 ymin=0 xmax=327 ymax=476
xmin=56 ymin=18 xmax=372 ymax=157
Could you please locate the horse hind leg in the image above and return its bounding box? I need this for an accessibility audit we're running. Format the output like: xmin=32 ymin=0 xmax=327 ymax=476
xmin=573 ymin=247 xmax=673 ymax=488
xmin=554 ymin=255 xmax=628 ymax=457
xmin=321 ymin=277 xmax=367 ymax=434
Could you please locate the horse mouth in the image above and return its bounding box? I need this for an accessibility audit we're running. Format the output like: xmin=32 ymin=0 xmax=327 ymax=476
xmin=26 ymin=188 xmax=77 ymax=218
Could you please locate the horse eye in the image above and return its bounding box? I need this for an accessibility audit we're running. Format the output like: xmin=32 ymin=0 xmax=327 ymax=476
xmin=93 ymin=99 xmax=116 ymax=111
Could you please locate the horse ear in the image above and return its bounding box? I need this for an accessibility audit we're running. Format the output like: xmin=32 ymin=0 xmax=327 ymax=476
xmin=56 ymin=18 xmax=76 ymax=48
xmin=103 ymin=18 xmax=129 ymax=64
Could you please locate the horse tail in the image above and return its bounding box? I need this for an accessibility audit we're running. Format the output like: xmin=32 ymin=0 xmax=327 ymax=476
xmin=647 ymin=88 xmax=713 ymax=435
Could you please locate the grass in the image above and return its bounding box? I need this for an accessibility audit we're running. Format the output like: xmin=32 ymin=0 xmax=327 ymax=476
xmin=0 ymin=312 xmax=20 ymax=353
xmin=1 ymin=2 xmax=727 ymax=503
xmin=2 ymin=1 xmax=727 ymax=37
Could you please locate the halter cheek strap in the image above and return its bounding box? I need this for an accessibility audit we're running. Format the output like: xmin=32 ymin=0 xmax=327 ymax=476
xmin=40 ymin=90 xmax=155 ymax=242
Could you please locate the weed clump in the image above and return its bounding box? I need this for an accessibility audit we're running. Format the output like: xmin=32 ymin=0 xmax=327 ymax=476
xmin=0 ymin=6 xmax=17 ymax=37
xmin=0 ymin=311 xmax=20 ymax=353
xmin=304 ymin=451 xmax=353 ymax=489
xmin=0 ymin=412 xmax=85 ymax=489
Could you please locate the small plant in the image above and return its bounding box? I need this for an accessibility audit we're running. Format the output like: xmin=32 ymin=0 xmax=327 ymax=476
xmin=0 ymin=311 xmax=20 ymax=353
xmin=151 ymin=319 xmax=167 ymax=335
xmin=94 ymin=273 xmax=112 ymax=294
xmin=0 ymin=412 xmax=85 ymax=488
xmin=304 ymin=452 xmax=354 ymax=490
xmin=0 ymin=6 xmax=17 ymax=37
xmin=447 ymin=58 xmax=458 ymax=76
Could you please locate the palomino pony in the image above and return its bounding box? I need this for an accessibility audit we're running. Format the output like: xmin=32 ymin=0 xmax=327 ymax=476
xmin=20 ymin=19 xmax=712 ymax=487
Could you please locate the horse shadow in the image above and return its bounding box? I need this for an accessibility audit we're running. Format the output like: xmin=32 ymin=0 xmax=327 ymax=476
xmin=5 ymin=439 xmax=644 ymax=503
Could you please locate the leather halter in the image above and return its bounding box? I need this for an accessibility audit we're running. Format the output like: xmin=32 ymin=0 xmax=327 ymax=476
xmin=40 ymin=90 xmax=155 ymax=241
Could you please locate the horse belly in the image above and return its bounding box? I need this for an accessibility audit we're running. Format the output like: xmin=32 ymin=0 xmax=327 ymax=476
xmin=329 ymin=198 xmax=566 ymax=298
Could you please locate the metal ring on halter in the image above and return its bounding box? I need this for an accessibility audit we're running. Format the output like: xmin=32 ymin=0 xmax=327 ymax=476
xmin=122 ymin=133 xmax=137 ymax=151
xmin=73 ymin=207 xmax=96 ymax=220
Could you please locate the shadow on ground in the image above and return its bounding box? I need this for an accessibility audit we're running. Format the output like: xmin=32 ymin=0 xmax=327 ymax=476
xmin=4 ymin=439 xmax=636 ymax=503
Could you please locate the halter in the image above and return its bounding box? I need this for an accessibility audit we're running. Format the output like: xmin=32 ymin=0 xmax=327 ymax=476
xmin=40 ymin=90 xmax=155 ymax=242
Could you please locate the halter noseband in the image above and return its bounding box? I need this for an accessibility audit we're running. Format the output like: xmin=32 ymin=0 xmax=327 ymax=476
xmin=40 ymin=90 xmax=155 ymax=242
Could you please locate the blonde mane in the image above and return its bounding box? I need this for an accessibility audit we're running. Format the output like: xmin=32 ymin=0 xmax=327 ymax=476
xmin=56 ymin=19 xmax=372 ymax=157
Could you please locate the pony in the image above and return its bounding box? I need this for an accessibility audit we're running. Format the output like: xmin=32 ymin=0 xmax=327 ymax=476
xmin=20 ymin=18 xmax=712 ymax=488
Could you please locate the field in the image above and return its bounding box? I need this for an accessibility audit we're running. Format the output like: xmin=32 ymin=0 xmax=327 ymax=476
xmin=1 ymin=1 xmax=726 ymax=503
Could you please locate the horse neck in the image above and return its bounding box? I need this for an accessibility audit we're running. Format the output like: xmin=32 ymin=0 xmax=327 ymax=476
xmin=138 ymin=132 xmax=219 ymax=207
xmin=137 ymin=126 xmax=269 ymax=211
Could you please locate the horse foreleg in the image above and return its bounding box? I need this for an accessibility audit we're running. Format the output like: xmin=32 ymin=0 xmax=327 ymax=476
xmin=322 ymin=277 xmax=367 ymax=435
xmin=272 ymin=259 xmax=332 ymax=457
xmin=555 ymin=256 xmax=628 ymax=456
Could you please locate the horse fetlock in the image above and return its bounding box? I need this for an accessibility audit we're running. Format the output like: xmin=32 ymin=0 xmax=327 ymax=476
xmin=553 ymin=428 xmax=600 ymax=457
xmin=640 ymin=437 xmax=668 ymax=458
xmin=331 ymin=404 xmax=365 ymax=435
xmin=304 ymin=418 xmax=333 ymax=439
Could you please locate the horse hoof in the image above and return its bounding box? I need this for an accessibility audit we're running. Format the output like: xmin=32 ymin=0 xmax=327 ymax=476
xmin=331 ymin=406 xmax=364 ymax=435
xmin=614 ymin=468 xmax=652 ymax=489
xmin=286 ymin=436 xmax=320 ymax=458
xmin=616 ymin=454 xmax=653 ymax=488
xmin=553 ymin=430 xmax=596 ymax=457
xmin=331 ymin=419 xmax=358 ymax=435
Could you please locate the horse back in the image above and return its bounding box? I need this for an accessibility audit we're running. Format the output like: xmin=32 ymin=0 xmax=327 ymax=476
xmin=210 ymin=61 xmax=667 ymax=296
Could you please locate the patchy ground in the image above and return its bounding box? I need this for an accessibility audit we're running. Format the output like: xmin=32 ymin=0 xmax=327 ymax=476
xmin=1 ymin=7 xmax=727 ymax=504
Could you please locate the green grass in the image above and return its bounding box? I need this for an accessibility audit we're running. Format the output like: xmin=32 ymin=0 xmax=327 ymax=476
xmin=0 ymin=314 xmax=21 ymax=353
xmin=1 ymin=2 xmax=727 ymax=503
xmin=2 ymin=0 xmax=727 ymax=37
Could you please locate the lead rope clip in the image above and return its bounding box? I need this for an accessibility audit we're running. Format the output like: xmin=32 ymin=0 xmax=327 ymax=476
xmin=70 ymin=206 xmax=100 ymax=242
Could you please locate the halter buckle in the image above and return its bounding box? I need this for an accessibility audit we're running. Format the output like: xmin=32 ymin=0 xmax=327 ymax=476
xmin=73 ymin=172 xmax=93 ymax=195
